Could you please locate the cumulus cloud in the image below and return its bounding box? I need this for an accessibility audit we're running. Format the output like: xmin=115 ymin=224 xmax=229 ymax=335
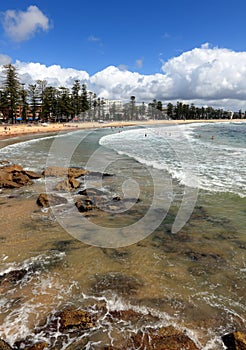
xmin=15 ymin=61 xmax=89 ymax=87
xmin=1 ymin=5 xmax=51 ymax=42
xmin=162 ymin=44 xmax=246 ymax=101
xmin=3 ymin=44 xmax=246 ymax=110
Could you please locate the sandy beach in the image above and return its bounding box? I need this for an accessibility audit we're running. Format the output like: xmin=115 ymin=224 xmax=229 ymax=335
xmin=0 ymin=118 xmax=245 ymax=139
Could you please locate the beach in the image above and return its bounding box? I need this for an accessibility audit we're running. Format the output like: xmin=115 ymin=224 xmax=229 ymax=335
xmin=1 ymin=118 xmax=245 ymax=139
xmin=0 ymin=120 xmax=245 ymax=349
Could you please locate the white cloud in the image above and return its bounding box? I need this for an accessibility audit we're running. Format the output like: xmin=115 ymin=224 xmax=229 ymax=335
xmin=2 ymin=5 xmax=51 ymax=42
xmin=2 ymin=44 xmax=246 ymax=110
xmin=15 ymin=61 xmax=89 ymax=86
xmin=162 ymin=45 xmax=246 ymax=102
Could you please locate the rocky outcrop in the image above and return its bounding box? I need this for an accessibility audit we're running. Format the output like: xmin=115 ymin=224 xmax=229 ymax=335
xmin=8 ymin=301 xmax=246 ymax=350
xmin=0 ymin=163 xmax=42 ymax=189
xmin=42 ymin=166 xmax=89 ymax=178
xmin=55 ymin=177 xmax=81 ymax=191
xmin=36 ymin=193 xmax=67 ymax=207
xmin=57 ymin=308 xmax=95 ymax=331
xmin=126 ymin=325 xmax=199 ymax=349
xmin=222 ymin=331 xmax=246 ymax=350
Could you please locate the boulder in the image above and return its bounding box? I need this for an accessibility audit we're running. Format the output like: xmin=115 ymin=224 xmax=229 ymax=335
xmin=0 ymin=164 xmax=42 ymax=189
xmin=43 ymin=166 xmax=88 ymax=178
xmin=55 ymin=177 xmax=80 ymax=191
xmin=222 ymin=331 xmax=246 ymax=350
xmin=128 ymin=325 xmax=199 ymax=350
xmin=57 ymin=309 xmax=95 ymax=331
xmin=75 ymin=197 xmax=96 ymax=212
xmin=36 ymin=193 xmax=67 ymax=207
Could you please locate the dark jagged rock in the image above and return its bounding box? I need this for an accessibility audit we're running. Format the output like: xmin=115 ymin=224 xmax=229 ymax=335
xmin=0 ymin=269 xmax=27 ymax=286
xmin=75 ymin=197 xmax=97 ymax=212
xmin=78 ymin=188 xmax=105 ymax=197
xmin=185 ymin=251 xmax=222 ymax=262
xmin=36 ymin=193 xmax=67 ymax=207
xmin=222 ymin=331 xmax=246 ymax=350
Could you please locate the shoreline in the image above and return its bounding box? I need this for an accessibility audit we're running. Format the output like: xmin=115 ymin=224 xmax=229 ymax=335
xmin=0 ymin=118 xmax=245 ymax=141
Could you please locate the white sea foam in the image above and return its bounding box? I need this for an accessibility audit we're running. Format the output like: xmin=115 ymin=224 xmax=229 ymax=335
xmin=99 ymin=123 xmax=246 ymax=197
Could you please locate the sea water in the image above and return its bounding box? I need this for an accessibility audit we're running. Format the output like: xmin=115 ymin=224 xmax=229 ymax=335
xmin=0 ymin=122 xmax=245 ymax=349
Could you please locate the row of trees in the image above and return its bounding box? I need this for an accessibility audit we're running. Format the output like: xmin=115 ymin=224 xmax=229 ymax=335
xmin=0 ymin=64 xmax=101 ymax=123
xmin=0 ymin=63 xmax=242 ymax=123
xmin=166 ymin=101 xmax=236 ymax=120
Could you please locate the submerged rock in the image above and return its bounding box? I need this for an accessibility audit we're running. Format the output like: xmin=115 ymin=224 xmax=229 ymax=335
xmin=75 ymin=197 xmax=96 ymax=212
xmin=92 ymin=272 xmax=143 ymax=296
xmin=36 ymin=193 xmax=67 ymax=207
xmin=127 ymin=325 xmax=199 ymax=350
xmin=0 ymin=269 xmax=28 ymax=290
xmin=58 ymin=308 xmax=95 ymax=331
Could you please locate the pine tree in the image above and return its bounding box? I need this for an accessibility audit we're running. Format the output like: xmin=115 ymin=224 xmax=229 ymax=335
xmin=2 ymin=64 xmax=20 ymax=123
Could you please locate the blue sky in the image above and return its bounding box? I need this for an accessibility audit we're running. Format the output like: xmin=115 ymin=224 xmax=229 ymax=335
xmin=1 ymin=0 xmax=246 ymax=110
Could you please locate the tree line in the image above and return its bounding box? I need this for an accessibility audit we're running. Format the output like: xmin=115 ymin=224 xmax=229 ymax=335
xmin=0 ymin=63 xmax=241 ymax=124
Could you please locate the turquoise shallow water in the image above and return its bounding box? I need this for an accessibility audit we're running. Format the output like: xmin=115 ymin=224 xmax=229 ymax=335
xmin=0 ymin=122 xmax=245 ymax=349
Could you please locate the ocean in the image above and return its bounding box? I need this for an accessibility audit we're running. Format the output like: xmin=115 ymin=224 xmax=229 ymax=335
xmin=0 ymin=121 xmax=245 ymax=349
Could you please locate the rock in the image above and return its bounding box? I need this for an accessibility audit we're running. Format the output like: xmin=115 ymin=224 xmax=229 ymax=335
xmin=24 ymin=342 xmax=48 ymax=350
xmin=0 ymin=178 xmax=22 ymax=188
xmin=92 ymin=272 xmax=143 ymax=296
xmin=12 ymin=172 xmax=33 ymax=186
xmin=23 ymin=170 xmax=42 ymax=179
xmin=0 ymin=164 xmax=42 ymax=189
xmin=109 ymin=309 xmax=144 ymax=323
xmin=0 ymin=269 xmax=27 ymax=286
xmin=57 ymin=309 xmax=95 ymax=331
xmin=36 ymin=193 xmax=67 ymax=207
xmin=55 ymin=179 xmax=70 ymax=191
xmin=55 ymin=177 xmax=80 ymax=191
xmin=222 ymin=331 xmax=246 ymax=350
xmin=43 ymin=166 xmax=89 ymax=178
xmin=78 ymin=188 xmax=105 ymax=197
xmin=0 ymin=338 xmax=13 ymax=350
xmin=75 ymin=197 xmax=96 ymax=212
xmin=2 ymin=164 xmax=23 ymax=173
xmin=128 ymin=326 xmax=199 ymax=350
